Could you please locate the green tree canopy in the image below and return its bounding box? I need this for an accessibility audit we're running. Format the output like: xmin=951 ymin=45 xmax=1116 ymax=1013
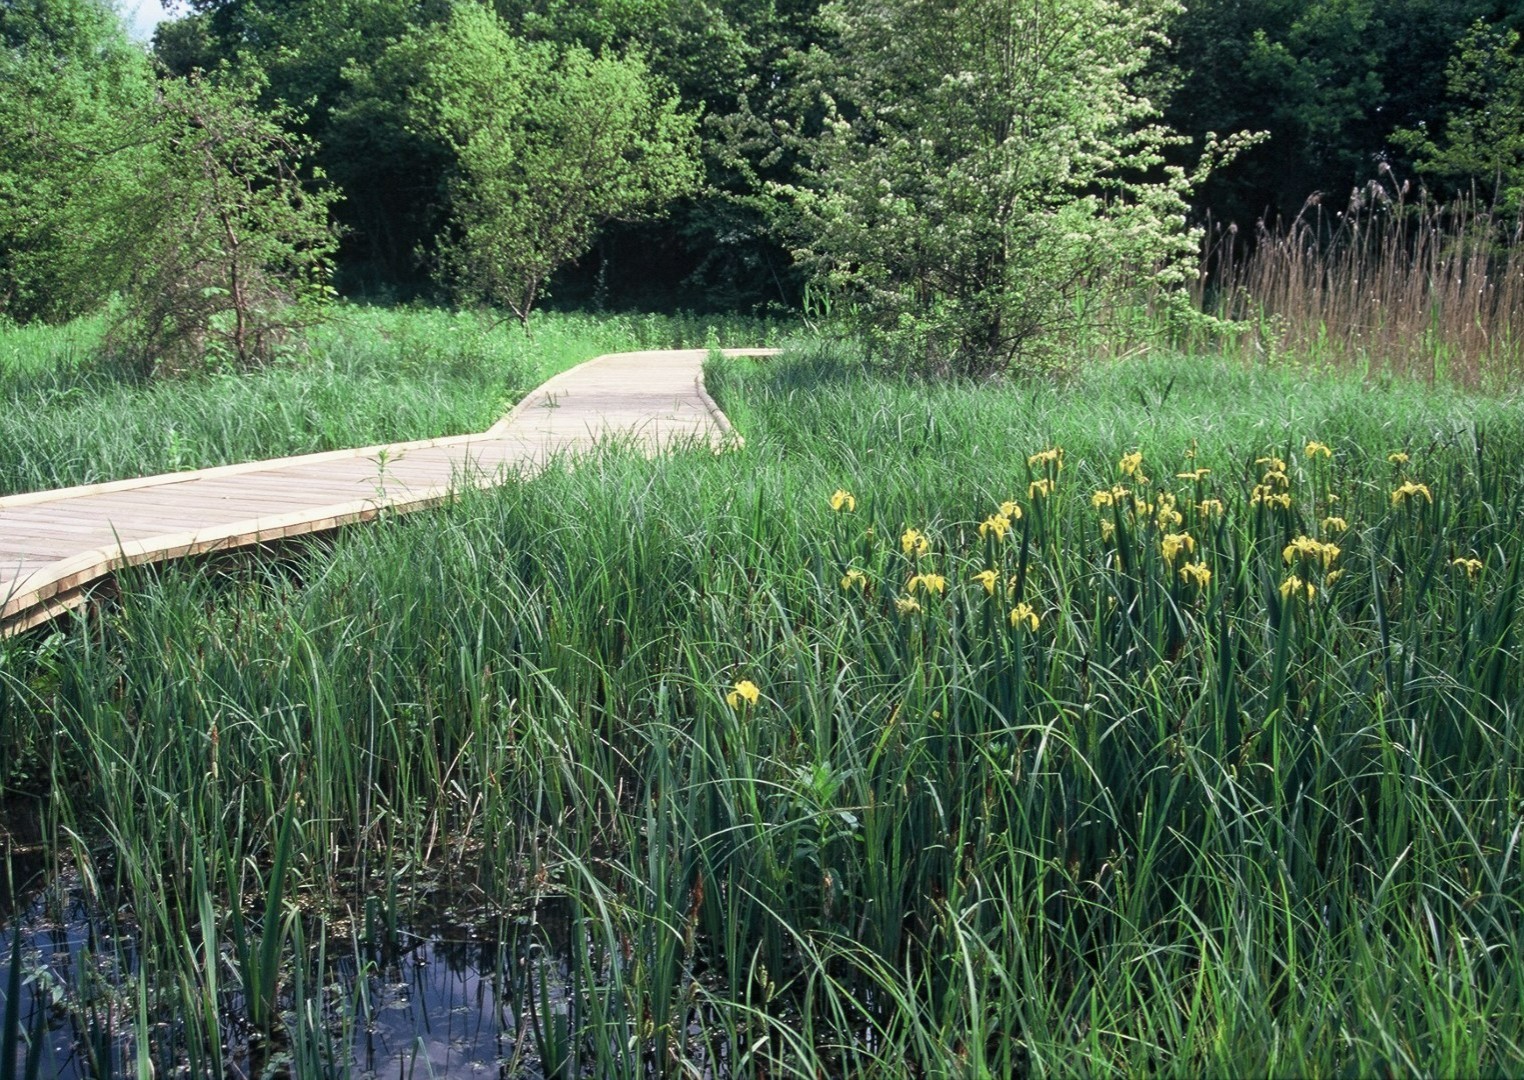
xmin=168 ymin=0 xmax=822 ymax=307
xmin=0 ymin=0 xmax=154 ymax=320
xmin=161 ymin=0 xmax=449 ymax=289
xmin=108 ymin=72 xmax=339 ymax=374
xmin=1159 ymin=0 xmax=1521 ymax=225
xmin=360 ymin=3 xmax=700 ymax=324
xmin=0 ymin=1 xmax=336 ymax=371
xmin=777 ymin=0 xmax=1238 ymax=376
xmin=1395 ymin=19 xmax=1524 ymax=211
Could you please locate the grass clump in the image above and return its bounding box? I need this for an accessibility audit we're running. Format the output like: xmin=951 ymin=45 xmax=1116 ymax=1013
xmin=1 ymin=348 xmax=1522 ymax=1075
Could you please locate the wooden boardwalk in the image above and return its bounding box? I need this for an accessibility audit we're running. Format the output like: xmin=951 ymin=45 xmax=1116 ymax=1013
xmin=1 ymin=348 xmax=770 ymax=636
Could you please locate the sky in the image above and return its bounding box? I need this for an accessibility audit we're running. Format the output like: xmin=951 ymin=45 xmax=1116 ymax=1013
xmin=122 ymin=0 xmax=174 ymax=42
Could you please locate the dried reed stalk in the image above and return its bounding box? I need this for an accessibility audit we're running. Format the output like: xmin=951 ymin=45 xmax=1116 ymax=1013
xmin=1193 ymin=177 xmax=1524 ymax=387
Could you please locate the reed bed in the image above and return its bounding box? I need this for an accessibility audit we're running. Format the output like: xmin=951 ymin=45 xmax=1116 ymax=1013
xmin=2 ymin=349 xmax=1523 ymax=1076
xmin=1193 ymin=180 xmax=1524 ymax=388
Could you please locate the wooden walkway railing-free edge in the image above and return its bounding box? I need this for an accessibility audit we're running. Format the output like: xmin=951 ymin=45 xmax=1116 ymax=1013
xmin=0 ymin=347 xmax=776 ymax=637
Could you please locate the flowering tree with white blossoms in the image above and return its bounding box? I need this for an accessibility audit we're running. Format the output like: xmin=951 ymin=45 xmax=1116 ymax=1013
xmin=778 ymin=0 xmax=1254 ymax=377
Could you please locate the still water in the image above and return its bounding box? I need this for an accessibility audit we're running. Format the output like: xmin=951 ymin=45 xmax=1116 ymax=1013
xmin=1 ymin=868 xmax=567 ymax=1078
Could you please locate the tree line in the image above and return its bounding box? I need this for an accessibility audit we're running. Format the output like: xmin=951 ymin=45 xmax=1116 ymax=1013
xmin=3 ymin=0 xmax=1523 ymax=375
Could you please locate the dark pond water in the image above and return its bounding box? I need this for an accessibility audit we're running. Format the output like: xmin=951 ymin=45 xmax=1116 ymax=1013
xmin=1 ymin=866 xmax=568 ymax=1078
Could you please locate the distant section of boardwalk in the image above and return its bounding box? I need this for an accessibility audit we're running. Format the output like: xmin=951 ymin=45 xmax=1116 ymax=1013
xmin=1 ymin=348 xmax=774 ymax=636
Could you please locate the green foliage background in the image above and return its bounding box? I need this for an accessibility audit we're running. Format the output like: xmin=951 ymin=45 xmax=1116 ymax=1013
xmin=8 ymin=0 xmax=1524 ymax=365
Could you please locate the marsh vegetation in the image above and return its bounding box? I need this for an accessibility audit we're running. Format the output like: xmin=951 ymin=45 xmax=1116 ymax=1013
xmin=5 ymin=346 xmax=1524 ymax=1076
xmin=5 ymin=0 xmax=1524 ymax=1076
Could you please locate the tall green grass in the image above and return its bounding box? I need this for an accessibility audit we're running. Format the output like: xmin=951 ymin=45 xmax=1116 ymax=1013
xmin=0 ymin=304 xmax=790 ymax=495
xmin=2 ymin=348 xmax=1522 ymax=1075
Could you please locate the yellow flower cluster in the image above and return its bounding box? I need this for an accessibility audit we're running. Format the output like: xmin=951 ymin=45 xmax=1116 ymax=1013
xmin=1028 ymin=447 xmax=1064 ymax=471
xmin=1279 ymin=575 xmax=1316 ymax=603
xmin=1251 ymin=455 xmax=1293 ymax=511
xmin=1283 ymin=535 xmax=1341 ymax=569
xmin=907 ymin=573 xmax=946 ymax=596
xmin=1153 ymin=491 xmax=1183 ymax=529
xmin=1093 ymin=451 xmax=1218 ymax=589
xmin=826 ymin=427 xmax=1459 ymax=647
xmin=980 ymin=513 xmax=1013 ymax=541
xmin=1179 ymin=562 xmax=1212 ymax=589
xmin=1160 ymin=532 xmax=1195 ymax=564
xmin=1092 ymin=485 xmax=1130 ymax=509
xmin=1452 ymin=557 xmax=1484 ymax=581
xmin=726 ymin=680 xmax=761 ymax=708
xmin=901 ymin=528 xmax=930 ymax=557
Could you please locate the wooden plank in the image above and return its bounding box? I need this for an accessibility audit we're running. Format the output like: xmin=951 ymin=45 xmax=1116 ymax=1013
xmin=1 ymin=348 xmax=776 ymax=636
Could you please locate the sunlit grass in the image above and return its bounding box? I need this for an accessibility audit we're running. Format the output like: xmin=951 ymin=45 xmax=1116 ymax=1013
xmin=0 ymin=303 xmax=790 ymax=495
xmin=1 ymin=346 xmax=1522 ymax=1075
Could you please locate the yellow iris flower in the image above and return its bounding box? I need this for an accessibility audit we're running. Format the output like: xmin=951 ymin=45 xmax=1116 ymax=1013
xmin=726 ymin=680 xmax=761 ymax=708
xmin=1160 ymin=532 xmax=1195 ymax=564
xmin=907 ymin=573 xmax=946 ymax=596
xmin=1279 ymin=575 xmax=1316 ymax=602
xmin=979 ymin=513 xmax=1012 ymax=541
xmin=1008 ymin=603 xmax=1040 ymax=631
xmin=830 ymin=488 xmax=856 ymax=512
xmin=1391 ymin=481 xmax=1432 ymax=508
xmin=1283 ymin=535 xmax=1340 ymax=568
xmin=1179 ymin=561 xmax=1212 ymax=589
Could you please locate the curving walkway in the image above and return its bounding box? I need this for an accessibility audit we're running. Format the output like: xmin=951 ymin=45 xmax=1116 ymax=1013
xmin=0 ymin=348 xmax=773 ymax=636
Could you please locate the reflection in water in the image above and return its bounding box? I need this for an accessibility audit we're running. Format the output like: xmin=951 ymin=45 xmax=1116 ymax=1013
xmin=1 ymin=874 xmax=573 ymax=1078
xmin=351 ymin=931 xmax=527 ymax=1077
